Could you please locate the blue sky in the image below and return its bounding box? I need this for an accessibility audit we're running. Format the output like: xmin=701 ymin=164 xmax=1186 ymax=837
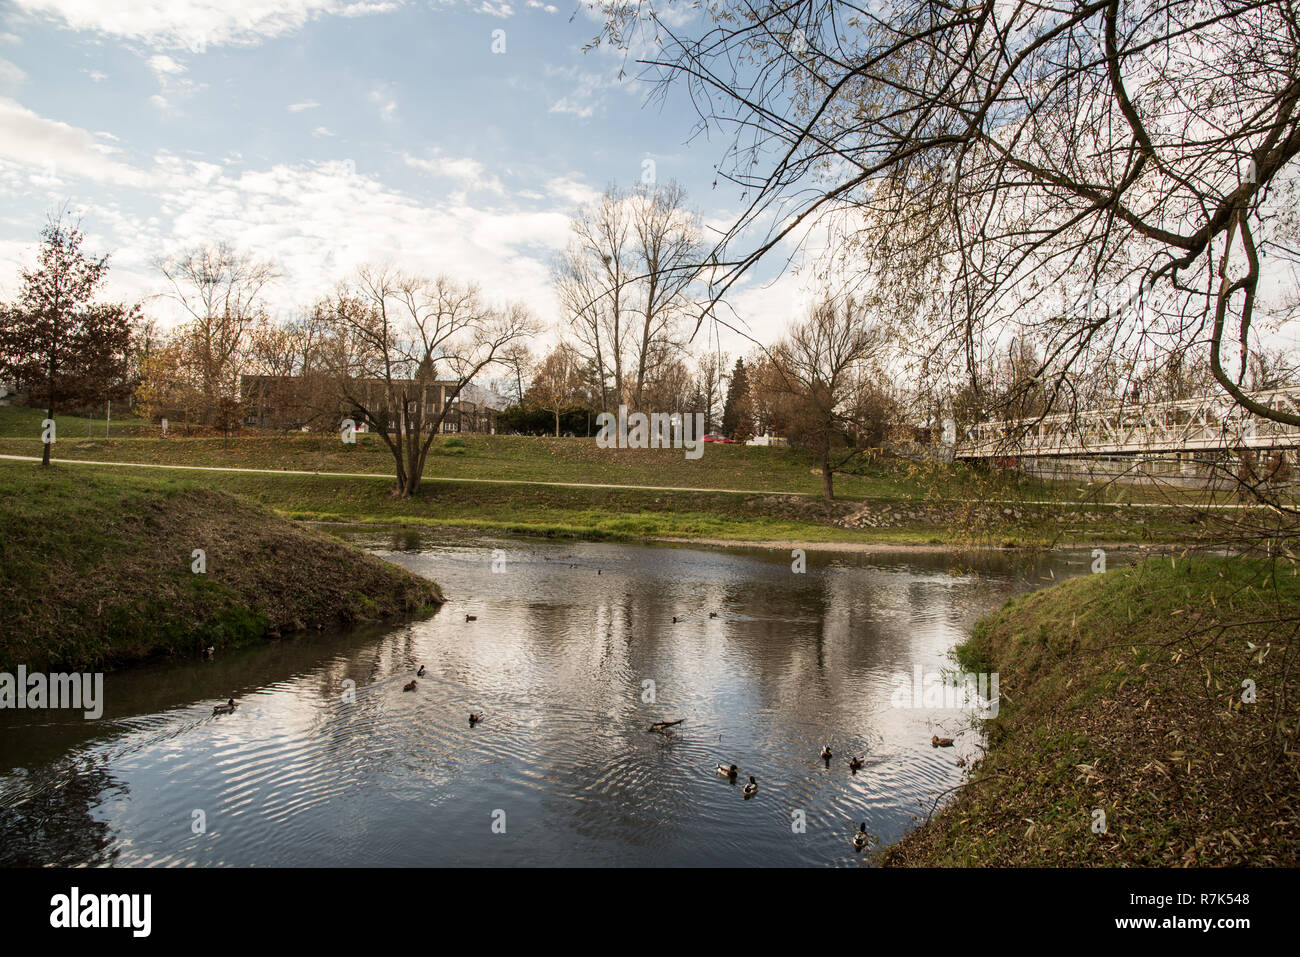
xmin=0 ymin=0 xmax=804 ymax=347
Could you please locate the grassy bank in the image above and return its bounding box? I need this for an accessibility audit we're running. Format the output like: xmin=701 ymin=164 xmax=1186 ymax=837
xmin=884 ymin=555 xmax=1300 ymax=866
xmin=0 ymin=460 xmax=1218 ymax=548
xmin=0 ymin=464 xmax=445 ymax=673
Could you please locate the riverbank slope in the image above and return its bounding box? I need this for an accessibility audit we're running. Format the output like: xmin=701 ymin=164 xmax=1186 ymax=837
xmin=883 ymin=556 xmax=1300 ymax=866
xmin=0 ymin=465 xmax=445 ymax=672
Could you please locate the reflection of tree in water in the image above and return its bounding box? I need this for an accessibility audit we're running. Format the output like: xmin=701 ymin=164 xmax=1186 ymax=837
xmin=0 ymin=755 xmax=123 ymax=866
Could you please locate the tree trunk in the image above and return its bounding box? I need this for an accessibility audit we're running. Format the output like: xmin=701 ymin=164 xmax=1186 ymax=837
xmin=821 ymin=445 xmax=834 ymax=501
xmin=554 ymin=410 xmax=560 ymax=437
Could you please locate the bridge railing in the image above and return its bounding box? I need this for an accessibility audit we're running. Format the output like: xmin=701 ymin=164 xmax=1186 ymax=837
xmin=956 ymin=387 xmax=1300 ymax=458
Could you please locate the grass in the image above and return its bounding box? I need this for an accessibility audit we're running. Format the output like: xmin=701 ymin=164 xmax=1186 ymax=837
xmin=883 ymin=554 xmax=1300 ymax=866
xmin=0 ymin=459 xmax=1217 ymax=548
xmin=0 ymin=404 xmax=1202 ymax=504
xmin=0 ymin=462 xmax=444 ymax=673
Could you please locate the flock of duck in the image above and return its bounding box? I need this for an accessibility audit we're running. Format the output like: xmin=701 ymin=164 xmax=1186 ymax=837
xmin=206 ymin=602 xmax=962 ymax=856
xmin=710 ymin=742 xmax=899 ymax=851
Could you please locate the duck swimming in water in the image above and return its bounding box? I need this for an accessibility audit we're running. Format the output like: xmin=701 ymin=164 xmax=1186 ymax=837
xmin=403 ymin=680 xmax=417 ymax=692
xmin=743 ymin=776 xmax=758 ymax=797
xmin=716 ymin=763 xmax=738 ymax=779
xmin=469 ymin=712 xmax=484 ymax=725
xmin=931 ymin=735 xmax=955 ymax=748
xmin=848 ymin=756 xmax=864 ymax=771
xmin=212 ymin=698 xmax=236 ymax=716
xmin=820 ymin=745 xmax=833 ymax=761
xmin=852 ymin=822 xmax=869 ymax=850
xmin=416 ymin=665 xmax=426 ymax=677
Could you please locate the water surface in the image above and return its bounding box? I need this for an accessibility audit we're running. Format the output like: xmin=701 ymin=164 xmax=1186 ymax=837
xmin=0 ymin=533 xmax=1114 ymax=866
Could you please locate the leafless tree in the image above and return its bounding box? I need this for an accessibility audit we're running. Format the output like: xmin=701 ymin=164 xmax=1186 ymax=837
xmin=555 ymin=182 xmax=702 ymax=410
xmin=594 ymin=0 xmax=1300 ymax=429
xmin=322 ymin=267 xmax=537 ymax=497
xmin=156 ymin=242 xmax=278 ymax=425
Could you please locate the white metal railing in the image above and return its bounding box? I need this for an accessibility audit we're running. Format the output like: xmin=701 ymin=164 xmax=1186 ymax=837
xmin=956 ymin=387 xmax=1300 ymax=458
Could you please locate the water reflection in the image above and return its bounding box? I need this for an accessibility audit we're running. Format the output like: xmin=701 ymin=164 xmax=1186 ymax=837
xmin=0 ymin=533 xmax=1126 ymax=867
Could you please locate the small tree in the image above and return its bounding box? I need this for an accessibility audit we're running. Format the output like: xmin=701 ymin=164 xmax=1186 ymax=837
xmin=527 ymin=343 xmax=583 ymax=437
xmin=0 ymin=212 xmax=136 ymax=465
xmin=772 ymin=298 xmax=886 ymax=501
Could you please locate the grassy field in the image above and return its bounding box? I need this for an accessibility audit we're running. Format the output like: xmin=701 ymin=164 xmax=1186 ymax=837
xmin=0 ymin=404 xmax=1201 ymax=504
xmin=0 ymin=459 xmax=1220 ymax=547
xmin=0 ymin=464 xmax=444 ymax=672
xmin=883 ymin=555 xmax=1300 ymax=866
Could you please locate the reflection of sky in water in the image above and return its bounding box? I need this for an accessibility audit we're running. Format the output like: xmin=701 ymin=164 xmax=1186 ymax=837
xmin=0 ymin=536 xmax=1123 ymax=867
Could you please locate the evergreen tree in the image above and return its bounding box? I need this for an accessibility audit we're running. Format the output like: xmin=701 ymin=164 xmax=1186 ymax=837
xmin=721 ymin=357 xmax=750 ymax=439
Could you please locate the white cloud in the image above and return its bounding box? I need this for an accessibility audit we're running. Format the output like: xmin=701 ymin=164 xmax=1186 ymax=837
xmin=147 ymin=54 xmax=186 ymax=77
xmin=0 ymin=59 xmax=25 ymax=94
xmin=311 ymin=125 xmax=335 ymax=137
xmin=477 ymin=1 xmax=514 ymax=17
xmin=369 ymin=87 xmax=398 ymax=122
xmin=404 ymin=151 xmax=504 ymax=195
xmin=0 ymin=33 xmax=21 ymax=44
xmin=85 ymin=69 xmax=107 ymax=82
xmin=0 ymin=97 xmax=149 ymax=186
xmin=288 ymin=99 xmax=320 ymax=112
xmin=546 ymin=68 xmax=605 ymax=120
xmin=9 ymin=0 xmax=402 ymax=50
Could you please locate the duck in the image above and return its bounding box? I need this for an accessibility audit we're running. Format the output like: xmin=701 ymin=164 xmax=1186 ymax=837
xmin=932 ymin=735 xmax=955 ymax=748
xmin=403 ymin=680 xmax=417 ymax=692
xmin=212 ymin=698 xmax=237 ymax=716
xmin=852 ymin=822 xmax=869 ymax=850
xmin=672 ymin=616 xmax=680 ymax=623
xmin=849 ymin=756 xmax=864 ymax=771
xmin=743 ymin=776 xmax=758 ymax=797
xmin=469 ymin=712 xmax=484 ymax=725
xmin=202 ymin=646 xmax=215 ymax=660
xmin=416 ymin=664 xmax=426 ymax=677
xmin=716 ymin=763 xmax=738 ymax=779
xmin=819 ymin=745 xmax=833 ymax=761
xmin=708 ymin=612 xmax=718 ymax=619
xmin=466 ymin=614 xmax=477 ymax=622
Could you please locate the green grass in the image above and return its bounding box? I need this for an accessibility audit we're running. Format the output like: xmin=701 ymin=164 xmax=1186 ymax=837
xmin=0 ymin=459 xmax=1220 ymax=548
xmin=0 ymin=404 xmax=1192 ymax=503
xmin=0 ymin=462 xmax=444 ymax=672
xmin=884 ymin=554 xmax=1300 ymax=866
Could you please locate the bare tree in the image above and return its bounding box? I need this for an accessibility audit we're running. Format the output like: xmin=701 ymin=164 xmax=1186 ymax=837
xmin=156 ymin=242 xmax=278 ymax=426
xmin=555 ymin=182 xmax=701 ymax=410
xmin=769 ymin=297 xmax=887 ymax=500
xmin=527 ymin=342 xmax=583 ymax=436
xmin=595 ymin=0 xmax=1300 ymax=428
xmin=323 ymin=267 xmax=537 ymax=497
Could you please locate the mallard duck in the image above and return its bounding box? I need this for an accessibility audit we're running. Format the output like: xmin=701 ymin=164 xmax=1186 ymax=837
xmin=212 ymin=698 xmax=236 ymax=716
xmin=820 ymin=745 xmax=833 ymax=761
xmin=743 ymin=776 xmax=758 ymax=797
xmin=469 ymin=712 xmax=484 ymax=725
xmin=466 ymin=614 xmax=477 ymax=622
xmin=416 ymin=665 xmax=426 ymax=677
xmin=672 ymin=616 xmax=680 ymax=623
xmin=849 ymin=756 xmax=864 ymax=771
xmin=852 ymin=822 xmax=868 ymax=850
xmin=931 ymin=735 xmax=954 ymax=748
xmin=708 ymin=612 xmax=718 ymax=619
xmin=202 ymin=646 xmax=215 ymax=660
xmin=717 ymin=763 xmax=738 ymax=778
xmin=403 ymin=680 xmax=417 ymax=692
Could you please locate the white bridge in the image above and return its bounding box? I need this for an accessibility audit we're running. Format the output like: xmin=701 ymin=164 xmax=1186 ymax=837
xmin=956 ymin=387 xmax=1300 ymax=459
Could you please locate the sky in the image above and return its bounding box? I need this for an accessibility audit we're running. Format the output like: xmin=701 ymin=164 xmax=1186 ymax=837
xmin=0 ymin=0 xmax=808 ymax=353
